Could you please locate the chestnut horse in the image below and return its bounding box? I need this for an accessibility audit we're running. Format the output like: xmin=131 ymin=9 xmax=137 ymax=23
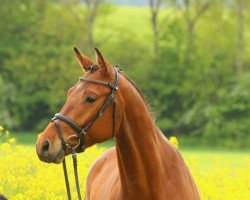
xmin=36 ymin=48 xmax=200 ymax=200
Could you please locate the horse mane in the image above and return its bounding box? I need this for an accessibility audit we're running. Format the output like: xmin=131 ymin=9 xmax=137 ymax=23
xmin=117 ymin=68 xmax=156 ymax=121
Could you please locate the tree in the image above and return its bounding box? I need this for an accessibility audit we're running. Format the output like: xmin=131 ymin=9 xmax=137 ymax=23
xmin=149 ymin=0 xmax=163 ymax=55
xmin=62 ymin=0 xmax=109 ymax=54
xmin=234 ymin=0 xmax=246 ymax=72
xmin=84 ymin=0 xmax=106 ymax=48
xmin=0 ymin=75 xmax=16 ymax=128
xmin=182 ymin=0 xmax=210 ymax=63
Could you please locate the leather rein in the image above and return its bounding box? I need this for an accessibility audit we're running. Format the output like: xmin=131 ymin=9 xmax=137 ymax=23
xmin=51 ymin=66 xmax=119 ymax=200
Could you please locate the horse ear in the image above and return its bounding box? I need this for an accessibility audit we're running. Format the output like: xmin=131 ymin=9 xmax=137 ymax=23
xmin=74 ymin=47 xmax=94 ymax=71
xmin=94 ymin=48 xmax=111 ymax=75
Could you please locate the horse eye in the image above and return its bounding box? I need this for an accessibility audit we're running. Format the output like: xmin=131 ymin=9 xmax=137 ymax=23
xmin=85 ymin=96 xmax=96 ymax=104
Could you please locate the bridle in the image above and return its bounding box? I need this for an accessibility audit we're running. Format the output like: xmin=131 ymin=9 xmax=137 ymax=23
xmin=51 ymin=66 xmax=119 ymax=200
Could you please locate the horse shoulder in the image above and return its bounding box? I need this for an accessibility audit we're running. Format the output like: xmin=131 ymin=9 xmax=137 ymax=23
xmin=164 ymin=141 xmax=200 ymax=199
xmin=157 ymin=128 xmax=200 ymax=199
xmin=85 ymin=147 xmax=117 ymax=199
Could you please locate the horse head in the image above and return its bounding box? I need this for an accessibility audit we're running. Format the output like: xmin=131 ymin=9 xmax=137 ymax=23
xmin=36 ymin=48 xmax=122 ymax=164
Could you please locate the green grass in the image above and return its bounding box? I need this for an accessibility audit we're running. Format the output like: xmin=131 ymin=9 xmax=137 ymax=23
xmin=97 ymin=6 xmax=152 ymax=38
xmin=11 ymin=131 xmax=250 ymax=173
xmin=181 ymin=149 xmax=250 ymax=173
xmin=11 ymin=131 xmax=115 ymax=146
xmin=94 ymin=6 xmax=154 ymax=56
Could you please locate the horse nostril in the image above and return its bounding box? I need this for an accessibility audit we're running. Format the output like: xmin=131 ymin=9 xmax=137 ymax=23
xmin=42 ymin=140 xmax=50 ymax=153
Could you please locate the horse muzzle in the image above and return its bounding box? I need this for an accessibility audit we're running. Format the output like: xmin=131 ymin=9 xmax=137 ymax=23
xmin=36 ymin=139 xmax=65 ymax=164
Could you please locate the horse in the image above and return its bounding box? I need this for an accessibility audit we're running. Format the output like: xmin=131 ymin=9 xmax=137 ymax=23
xmin=36 ymin=47 xmax=200 ymax=200
xmin=0 ymin=194 xmax=8 ymax=200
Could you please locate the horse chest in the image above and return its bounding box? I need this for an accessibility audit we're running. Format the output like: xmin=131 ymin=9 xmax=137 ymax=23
xmin=86 ymin=148 xmax=121 ymax=200
xmin=88 ymin=167 xmax=121 ymax=200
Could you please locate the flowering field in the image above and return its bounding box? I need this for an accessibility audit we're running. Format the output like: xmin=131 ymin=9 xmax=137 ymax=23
xmin=0 ymin=129 xmax=250 ymax=199
xmin=0 ymin=143 xmax=105 ymax=200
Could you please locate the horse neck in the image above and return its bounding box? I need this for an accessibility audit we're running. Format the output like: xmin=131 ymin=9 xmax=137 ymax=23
xmin=115 ymin=78 xmax=166 ymax=198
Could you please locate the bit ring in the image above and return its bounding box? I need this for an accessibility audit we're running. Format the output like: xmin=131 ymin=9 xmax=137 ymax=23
xmin=66 ymin=135 xmax=81 ymax=149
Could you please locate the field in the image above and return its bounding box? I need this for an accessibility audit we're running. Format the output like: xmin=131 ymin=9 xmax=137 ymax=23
xmin=0 ymin=132 xmax=249 ymax=200
xmin=1 ymin=2 xmax=250 ymax=199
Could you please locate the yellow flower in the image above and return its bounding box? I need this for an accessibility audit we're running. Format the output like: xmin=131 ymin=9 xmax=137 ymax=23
xmin=0 ymin=125 xmax=3 ymax=131
xmin=169 ymin=136 xmax=178 ymax=148
xmin=5 ymin=130 xmax=10 ymax=136
xmin=9 ymin=138 xmax=16 ymax=144
xmin=1 ymin=142 xmax=10 ymax=150
xmin=0 ymin=142 xmax=250 ymax=199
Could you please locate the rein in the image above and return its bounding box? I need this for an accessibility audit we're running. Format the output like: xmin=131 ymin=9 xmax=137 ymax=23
xmin=51 ymin=67 xmax=119 ymax=200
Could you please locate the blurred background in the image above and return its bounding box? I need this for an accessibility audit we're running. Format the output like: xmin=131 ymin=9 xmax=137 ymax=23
xmin=1 ymin=0 xmax=250 ymax=149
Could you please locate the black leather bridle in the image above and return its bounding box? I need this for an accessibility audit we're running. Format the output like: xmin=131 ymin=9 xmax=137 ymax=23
xmin=51 ymin=66 xmax=119 ymax=200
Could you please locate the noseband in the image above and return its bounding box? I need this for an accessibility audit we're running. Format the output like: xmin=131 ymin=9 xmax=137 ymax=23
xmin=51 ymin=66 xmax=119 ymax=200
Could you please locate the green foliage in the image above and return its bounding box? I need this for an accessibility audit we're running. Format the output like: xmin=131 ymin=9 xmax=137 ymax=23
xmin=0 ymin=76 xmax=16 ymax=127
xmin=147 ymin=3 xmax=250 ymax=147
xmin=1 ymin=1 xmax=250 ymax=147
